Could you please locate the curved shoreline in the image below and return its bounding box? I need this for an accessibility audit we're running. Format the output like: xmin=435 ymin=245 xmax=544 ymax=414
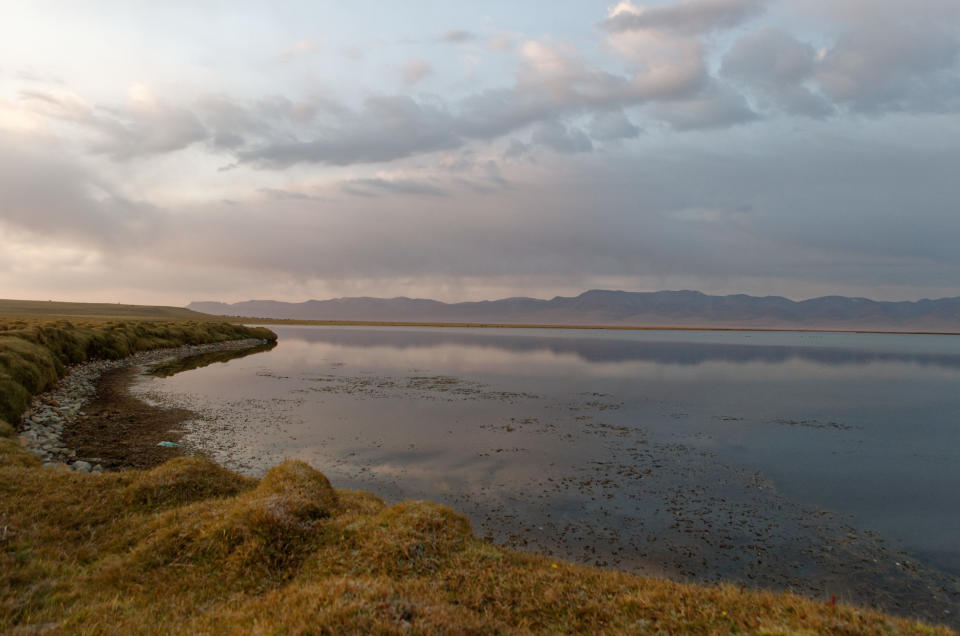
xmin=16 ymin=338 xmax=269 ymax=472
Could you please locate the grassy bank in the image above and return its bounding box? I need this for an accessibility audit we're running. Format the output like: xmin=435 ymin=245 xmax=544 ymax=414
xmin=0 ymin=320 xmax=276 ymax=424
xmin=0 ymin=320 xmax=952 ymax=633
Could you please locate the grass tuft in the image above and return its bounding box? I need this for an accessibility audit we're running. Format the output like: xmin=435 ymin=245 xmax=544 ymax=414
xmin=123 ymin=456 xmax=256 ymax=510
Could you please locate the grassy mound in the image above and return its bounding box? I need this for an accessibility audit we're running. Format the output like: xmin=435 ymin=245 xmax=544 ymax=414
xmin=0 ymin=319 xmax=953 ymax=633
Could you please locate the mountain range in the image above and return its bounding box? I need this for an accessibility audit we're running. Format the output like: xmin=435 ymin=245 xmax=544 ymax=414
xmin=187 ymin=290 xmax=960 ymax=332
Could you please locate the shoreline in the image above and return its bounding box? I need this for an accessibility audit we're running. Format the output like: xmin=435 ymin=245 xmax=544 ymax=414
xmin=223 ymin=317 xmax=960 ymax=336
xmin=16 ymin=338 xmax=269 ymax=472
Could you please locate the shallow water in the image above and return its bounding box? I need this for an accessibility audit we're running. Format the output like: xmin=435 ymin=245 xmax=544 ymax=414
xmin=133 ymin=325 xmax=960 ymax=620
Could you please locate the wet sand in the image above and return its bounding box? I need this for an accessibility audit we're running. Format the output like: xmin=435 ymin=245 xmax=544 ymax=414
xmin=60 ymin=366 xmax=194 ymax=470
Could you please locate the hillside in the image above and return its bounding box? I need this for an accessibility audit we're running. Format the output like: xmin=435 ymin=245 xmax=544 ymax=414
xmin=189 ymin=289 xmax=960 ymax=332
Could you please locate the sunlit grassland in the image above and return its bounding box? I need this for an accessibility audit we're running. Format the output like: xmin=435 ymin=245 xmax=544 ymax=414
xmin=0 ymin=314 xmax=952 ymax=634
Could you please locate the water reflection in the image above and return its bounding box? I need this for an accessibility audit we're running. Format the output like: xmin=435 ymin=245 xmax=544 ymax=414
xmin=148 ymin=341 xmax=277 ymax=377
xmin=273 ymin=326 xmax=960 ymax=369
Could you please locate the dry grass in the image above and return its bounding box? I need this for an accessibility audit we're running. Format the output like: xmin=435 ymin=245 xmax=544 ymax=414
xmin=0 ymin=317 xmax=954 ymax=634
xmin=0 ymin=299 xmax=217 ymax=323
xmin=0 ymin=444 xmax=952 ymax=634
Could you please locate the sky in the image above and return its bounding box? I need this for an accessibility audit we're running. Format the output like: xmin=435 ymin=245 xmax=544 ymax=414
xmin=1 ymin=0 xmax=959 ymax=305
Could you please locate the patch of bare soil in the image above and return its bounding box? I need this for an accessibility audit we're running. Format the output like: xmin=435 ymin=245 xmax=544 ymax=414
xmin=60 ymin=367 xmax=193 ymax=470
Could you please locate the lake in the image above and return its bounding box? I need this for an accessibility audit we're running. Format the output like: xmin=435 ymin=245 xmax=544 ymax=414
xmin=133 ymin=325 xmax=960 ymax=621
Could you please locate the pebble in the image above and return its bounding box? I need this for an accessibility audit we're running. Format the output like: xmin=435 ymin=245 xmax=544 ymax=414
xmin=15 ymin=338 xmax=269 ymax=471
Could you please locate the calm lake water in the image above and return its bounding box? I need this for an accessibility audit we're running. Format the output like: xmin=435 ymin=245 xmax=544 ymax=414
xmin=134 ymin=325 xmax=960 ymax=621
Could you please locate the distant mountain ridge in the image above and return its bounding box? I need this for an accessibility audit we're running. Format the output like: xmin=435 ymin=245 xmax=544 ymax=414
xmin=187 ymin=290 xmax=960 ymax=332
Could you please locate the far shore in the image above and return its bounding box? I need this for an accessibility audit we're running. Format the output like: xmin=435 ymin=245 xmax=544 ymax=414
xmin=225 ymin=317 xmax=960 ymax=336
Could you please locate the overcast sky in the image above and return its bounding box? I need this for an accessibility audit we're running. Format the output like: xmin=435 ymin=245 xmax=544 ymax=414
xmin=1 ymin=0 xmax=959 ymax=305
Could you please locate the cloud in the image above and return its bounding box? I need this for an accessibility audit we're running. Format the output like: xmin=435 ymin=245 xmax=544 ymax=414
xmin=646 ymin=82 xmax=757 ymax=130
xmin=340 ymin=177 xmax=449 ymax=197
xmin=258 ymin=187 xmax=326 ymax=202
xmin=589 ymin=110 xmax=641 ymax=140
xmin=20 ymin=84 xmax=206 ymax=159
xmin=0 ymin=130 xmax=163 ymax=248
xmin=721 ymin=28 xmax=834 ymax=117
xmin=602 ymin=0 xmax=767 ymax=35
xmin=11 ymin=1 xmax=773 ymax=169
xmin=789 ymin=0 xmax=960 ymax=114
xmin=719 ymin=0 xmax=960 ymax=117
xmin=503 ymin=138 xmax=530 ymax=159
xmin=403 ymin=59 xmax=433 ymax=86
xmin=279 ymin=40 xmax=322 ymax=60
xmin=5 ymin=108 xmax=960 ymax=304
xmin=341 ymin=45 xmax=365 ymax=61
xmin=14 ymin=0 xmax=958 ymax=176
xmin=487 ymin=33 xmax=515 ymax=52
xmin=531 ymin=120 xmax=593 ymax=153
xmin=237 ymin=95 xmax=461 ymax=167
xmin=438 ymin=30 xmax=476 ymax=44
xmin=16 ymin=68 xmax=64 ymax=85
xmin=815 ymin=25 xmax=960 ymax=113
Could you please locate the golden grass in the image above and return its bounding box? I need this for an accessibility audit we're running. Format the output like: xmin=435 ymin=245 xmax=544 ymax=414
xmin=0 ymin=444 xmax=952 ymax=634
xmin=0 ymin=316 xmax=954 ymax=634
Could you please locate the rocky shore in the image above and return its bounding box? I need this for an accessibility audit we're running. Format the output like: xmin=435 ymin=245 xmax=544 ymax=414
xmin=16 ymin=338 xmax=269 ymax=472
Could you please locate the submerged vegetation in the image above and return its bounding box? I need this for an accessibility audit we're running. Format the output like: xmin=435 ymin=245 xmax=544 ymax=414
xmin=0 ymin=316 xmax=953 ymax=633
